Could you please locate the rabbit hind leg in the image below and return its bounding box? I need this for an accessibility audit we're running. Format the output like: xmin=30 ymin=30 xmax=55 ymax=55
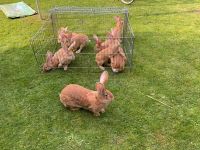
xmin=76 ymin=43 xmax=86 ymax=54
xmin=96 ymin=61 xmax=105 ymax=70
xmin=60 ymin=95 xmax=76 ymax=108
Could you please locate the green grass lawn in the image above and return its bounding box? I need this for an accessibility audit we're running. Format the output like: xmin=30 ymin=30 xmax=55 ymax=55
xmin=1 ymin=0 xmax=200 ymax=149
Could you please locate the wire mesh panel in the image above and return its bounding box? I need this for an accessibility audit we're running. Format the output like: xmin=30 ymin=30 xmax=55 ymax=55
xmin=30 ymin=7 xmax=134 ymax=73
xmin=35 ymin=0 xmax=54 ymax=20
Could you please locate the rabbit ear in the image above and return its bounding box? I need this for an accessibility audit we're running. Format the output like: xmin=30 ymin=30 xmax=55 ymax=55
xmin=64 ymin=27 xmax=68 ymax=32
xmin=96 ymin=82 xmax=106 ymax=96
xmin=114 ymin=16 xmax=120 ymax=21
xmin=46 ymin=51 xmax=52 ymax=56
xmin=93 ymin=34 xmax=102 ymax=44
xmin=46 ymin=51 xmax=53 ymax=61
xmin=107 ymin=32 xmax=113 ymax=39
xmin=100 ymin=71 xmax=109 ymax=85
xmin=59 ymin=27 xmax=65 ymax=33
xmin=93 ymin=34 xmax=98 ymax=40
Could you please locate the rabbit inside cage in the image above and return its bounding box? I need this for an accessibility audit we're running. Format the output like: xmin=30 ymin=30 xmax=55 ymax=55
xmin=31 ymin=7 xmax=134 ymax=73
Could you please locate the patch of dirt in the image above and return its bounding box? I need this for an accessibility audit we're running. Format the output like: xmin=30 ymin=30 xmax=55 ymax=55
xmin=154 ymin=132 xmax=167 ymax=145
xmin=193 ymin=10 xmax=200 ymax=14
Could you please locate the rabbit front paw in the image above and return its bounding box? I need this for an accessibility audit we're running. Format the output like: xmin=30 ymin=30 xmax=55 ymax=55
xmin=64 ymin=66 xmax=68 ymax=71
xmin=93 ymin=112 xmax=100 ymax=116
xmin=99 ymin=66 xmax=105 ymax=70
xmin=58 ymin=63 xmax=62 ymax=68
xmin=100 ymin=108 xmax=105 ymax=113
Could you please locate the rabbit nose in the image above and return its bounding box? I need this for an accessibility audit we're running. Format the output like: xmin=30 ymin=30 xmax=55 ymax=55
xmin=110 ymin=94 xmax=114 ymax=100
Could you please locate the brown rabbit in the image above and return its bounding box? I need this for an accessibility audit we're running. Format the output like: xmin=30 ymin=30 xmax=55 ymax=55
xmin=58 ymin=27 xmax=89 ymax=53
xmin=95 ymin=40 xmax=120 ymax=70
xmin=60 ymin=71 xmax=114 ymax=116
xmin=93 ymin=34 xmax=105 ymax=53
xmin=93 ymin=33 xmax=111 ymax=53
xmin=43 ymin=48 xmax=75 ymax=72
xmin=58 ymin=27 xmax=67 ymax=44
xmin=110 ymin=47 xmax=127 ymax=72
xmin=93 ymin=32 xmax=119 ymax=53
xmin=111 ymin=16 xmax=124 ymax=40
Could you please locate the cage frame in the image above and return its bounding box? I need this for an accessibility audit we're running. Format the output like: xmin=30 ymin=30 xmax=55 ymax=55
xmin=30 ymin=7 xmax=134 ymax=73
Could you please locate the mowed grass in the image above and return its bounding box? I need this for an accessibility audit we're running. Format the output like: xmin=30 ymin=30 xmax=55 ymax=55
xmin=0 ymin=0 xmax=200 ymax=149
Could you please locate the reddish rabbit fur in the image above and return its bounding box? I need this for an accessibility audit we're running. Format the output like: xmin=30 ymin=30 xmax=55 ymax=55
xmin=60 ymin=71 xmax=114 ymax=116
xmin=43 ymin=48 xmax=75 ymax=72
xmin=58 ymin=27 xmax=89 ymax=53
xmin=94 ymin=16 xmax=125 ymax=72
xmin=57 ymin=27 xmax=71 ymax=50
xmin=93 ymin=35 xmax=105 ymax=53
xmin=110 ymin=47 xmax=127 ymax=72
xmin=111 ymin=16 xmax=124 ymax=40
xmin=96 ymin=41 xmax=120 ymax=70
xmin=93 ymin=33 xmax=114 ymax=53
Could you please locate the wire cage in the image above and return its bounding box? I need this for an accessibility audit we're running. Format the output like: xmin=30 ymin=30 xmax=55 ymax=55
xmin=30 ymin=7 xmax=134 ymax=73
xmin=36 ymin=0 xmax=63 ymax=20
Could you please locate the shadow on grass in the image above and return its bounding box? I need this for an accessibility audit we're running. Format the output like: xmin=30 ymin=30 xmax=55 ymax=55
xmin=138 ymin=9 xmax=200 ymax=16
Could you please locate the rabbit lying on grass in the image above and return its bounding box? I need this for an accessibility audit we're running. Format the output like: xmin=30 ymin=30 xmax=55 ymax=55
xmin=60 ymin=71 xmax=114 ymax=116
xmin=43 ymin=48 xmax=75 ymax=72
xmin=58 ymin=27 xmax=89 ymax=53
